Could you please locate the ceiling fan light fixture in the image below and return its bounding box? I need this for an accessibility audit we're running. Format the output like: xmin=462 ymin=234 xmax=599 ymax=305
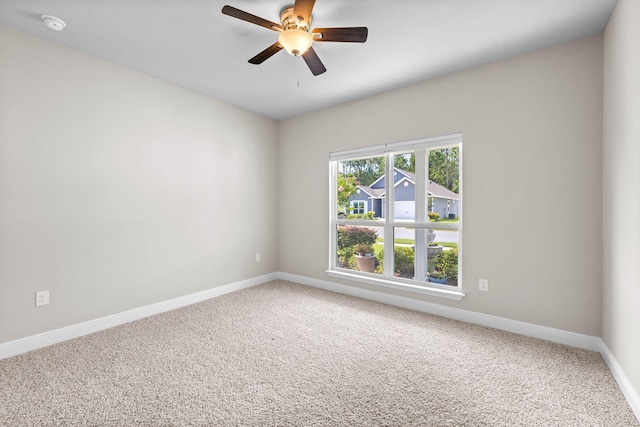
xmin=221 ymin=2 xmax=367 ymax=76
xmin=278 ymin=28 xmax=312 ymax=56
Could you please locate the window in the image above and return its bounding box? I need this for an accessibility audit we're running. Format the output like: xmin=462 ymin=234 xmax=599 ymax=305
xmin=350 ymin=200 xmax=366 ymax=215
xmin=328 ymin=134 xmax=463 ymax=300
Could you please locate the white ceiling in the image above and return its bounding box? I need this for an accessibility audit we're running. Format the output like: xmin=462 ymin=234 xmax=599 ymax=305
xmin=0 ymin=0 xmax=617 ymax=120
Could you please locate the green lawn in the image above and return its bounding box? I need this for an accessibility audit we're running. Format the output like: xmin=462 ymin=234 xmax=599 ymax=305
xmin=376 ymin=237 xmax=458 ymax=250
xmin=437 ymin=242 xmax=458 ymax=249
xmin=433 ymin=218 xmax=459 ymax=224
xmin=373 ymin=243 xmax=384 ymax=256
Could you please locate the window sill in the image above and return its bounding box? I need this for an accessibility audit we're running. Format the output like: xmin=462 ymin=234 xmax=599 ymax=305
xmin=326 ymin=270 xmax=465 ymax=301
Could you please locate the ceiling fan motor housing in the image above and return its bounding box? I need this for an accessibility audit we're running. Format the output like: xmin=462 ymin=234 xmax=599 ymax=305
xmin=279 ymin=5 xmax=311 ymax=31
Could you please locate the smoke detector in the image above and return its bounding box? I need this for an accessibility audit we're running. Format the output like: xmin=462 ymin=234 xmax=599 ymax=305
xmin=41 ymin=15 xmax=66 ymax=31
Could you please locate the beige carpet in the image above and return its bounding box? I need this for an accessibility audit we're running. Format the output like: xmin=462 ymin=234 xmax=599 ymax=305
xmin=0 ymin=280 xmax=637 ymax=426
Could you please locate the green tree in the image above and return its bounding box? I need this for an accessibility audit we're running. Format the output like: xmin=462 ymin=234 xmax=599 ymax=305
xmin=340 ymin=157 xmax=385 ymax=186
xmin=390 ymin=149 xmax=459 ymax=194
xmin=394 ymin=153 xmax=415 ymax=172
xmin=429 ymin=147 xmax=459 ymax=193
xmin=337 ymin=173 xmax=358 ymax=215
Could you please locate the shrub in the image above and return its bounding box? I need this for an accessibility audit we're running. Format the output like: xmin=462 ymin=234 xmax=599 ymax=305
xmin=394 ymin=247 xmax=415 ymax=278
xmin=428 ymin=212 xmax=440 ymax=221
xmin=374 ymin=251 xmax=384 ymax=274
xmin=429 ymin=270 xmax=447 ymax=279
xmin=354 ymin=243 xmax=374 ymax=256
xmin=378 ymin=247 xmax=415 ymax=278
xmin=346 ymin=211 xmax=376 ymax=220
xmin=337 ymin=247 xmax=357 ymax=269
xmin=336 ymin=226 xmax=378 ymax=269
xmin=337 ymin=226 xmax=378 ymax=250
xmin=435 ymin=248 xmax=458 ymax=282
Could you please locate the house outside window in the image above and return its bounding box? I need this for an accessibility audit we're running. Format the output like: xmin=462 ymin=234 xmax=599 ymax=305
xmin=329 ymin=133 xmax=463 ymax=300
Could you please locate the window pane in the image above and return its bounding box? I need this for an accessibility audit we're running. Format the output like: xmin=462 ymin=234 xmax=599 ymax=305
xmin=393 ymin=227 xmax=415 ymax=279
xmin=336 ymin=156 xmax=385 ymax=219
xmin=428 ymin=228 xmax=459 ymax=287
xmin=390 ymin=147 xmax=461 ymax=222
xmin=350 ymin=200 xmax=365 ymax=215
xmin=392 ymin=226 xmax=459 ymax=286
xmin=392 ymin=153 xmax=416 ymax=221
xmin=428 ymin=146 xmax=460 ymax=221
xmin=336 ymin=225 xmax=382 ymax=275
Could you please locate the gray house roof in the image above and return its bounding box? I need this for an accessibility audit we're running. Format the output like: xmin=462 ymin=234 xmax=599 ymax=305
xmin=426 ymin=180 xmax=459 ymax=200
xmin=356 ymin=185 xmax=384 ymax=198
xmin=362 ymin=168 xmax=459 ymax=200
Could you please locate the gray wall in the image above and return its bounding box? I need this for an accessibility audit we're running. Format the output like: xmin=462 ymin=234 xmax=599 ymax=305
xmin=278 ymin=35 xmax=604 ymax=336
xmin=0 ymin=25 xmax=279 ymax=343
xmin=603 ymin=0 xmax=640 ymax=406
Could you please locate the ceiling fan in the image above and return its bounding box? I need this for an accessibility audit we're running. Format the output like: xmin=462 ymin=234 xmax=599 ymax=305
xmin=222 ymin=0 xmax=368 ymax=76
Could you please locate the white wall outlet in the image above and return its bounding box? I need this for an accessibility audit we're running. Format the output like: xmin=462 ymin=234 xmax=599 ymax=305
xmin=255 ymin=253 xmax=261 ymax=262
xmin=36 ymin=290 xmax=50 ymax=306
xmin=479 ymin=279 xmax=489 ymax=292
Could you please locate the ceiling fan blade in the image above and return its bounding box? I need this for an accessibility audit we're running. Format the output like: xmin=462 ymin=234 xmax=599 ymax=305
xmin=302 ymin=47 xmax=326 ymax=76
xmin=293 ymin=0 xmax=316 ymax=25
xmin=248 ymin=42 xmax=284 ymax=64
xmin=312 ymin=27 xmax=368 ymax=43
xmin=222 ymin=5 xmax=283 ymax=31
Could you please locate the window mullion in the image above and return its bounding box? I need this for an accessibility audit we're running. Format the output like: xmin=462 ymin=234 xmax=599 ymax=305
xmin=383 ymin=151 xmax=394 ymax=278
xmin=414 ymin=148 xmax=428 ymax=281
xmin=329 ymin=161 xmax=337 ymax=270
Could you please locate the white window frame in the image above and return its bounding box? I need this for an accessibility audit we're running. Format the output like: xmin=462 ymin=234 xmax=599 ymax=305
xmin=328 ymin=133 xmax=464 ymax=301
xmin=350 ymin=200 xmax=366 ymax=215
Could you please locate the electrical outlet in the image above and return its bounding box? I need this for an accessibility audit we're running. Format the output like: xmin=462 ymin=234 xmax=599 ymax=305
xmin=255 ymin=253 xmax=261 ymax=262
xmin=479 ymin=279 xmax=489 ymax=292
xmin=36 ymin=290 xmax=50 ymax=306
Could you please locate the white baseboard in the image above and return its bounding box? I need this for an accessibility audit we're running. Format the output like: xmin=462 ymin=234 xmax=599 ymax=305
xmin=278 ymin=272 xmax=601 ymax=351
xmin=0 ymin=273 xmax=277 ymax=360
xmin=598 ymin=340 xmax=640 ymax=421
